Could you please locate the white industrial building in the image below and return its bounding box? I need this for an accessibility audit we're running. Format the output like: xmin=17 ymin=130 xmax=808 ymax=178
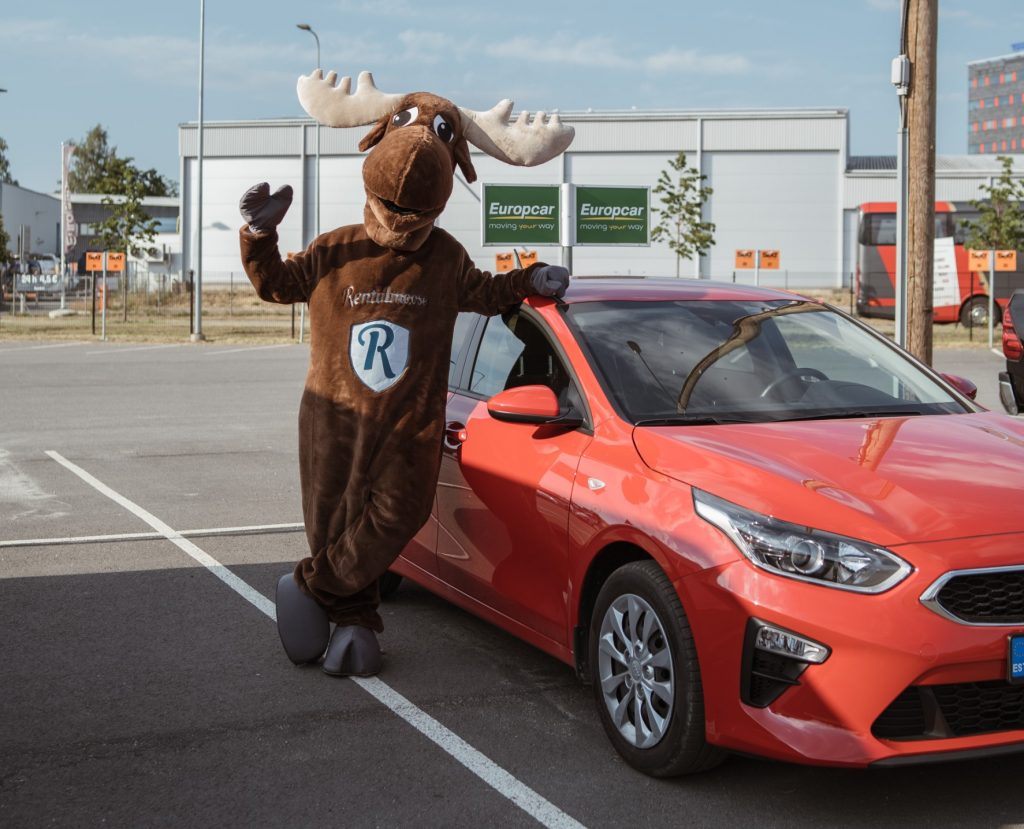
xmin=0 ymin=182 xmax=60 ymax=260
xmin=178 ymin=108 xmax=1024 ymax=289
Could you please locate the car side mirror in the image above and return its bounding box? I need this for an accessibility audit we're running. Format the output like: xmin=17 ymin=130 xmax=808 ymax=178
xmin=940 ymin=372 xmax=978 ymax=401
xmin=487 ymin=385 xmax=583 ymax=427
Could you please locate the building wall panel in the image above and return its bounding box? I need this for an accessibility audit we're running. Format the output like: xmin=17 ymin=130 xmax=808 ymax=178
xmin=704 ymin=151 xmax=839 ymax=286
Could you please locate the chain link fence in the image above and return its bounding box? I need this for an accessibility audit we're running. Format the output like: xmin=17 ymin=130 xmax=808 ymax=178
xmin=0 ymin=267 xmax=307 ymax=342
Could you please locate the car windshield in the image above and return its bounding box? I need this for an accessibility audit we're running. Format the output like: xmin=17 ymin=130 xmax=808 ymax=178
xmin=566 ymin=299 xmax=968 ymax=424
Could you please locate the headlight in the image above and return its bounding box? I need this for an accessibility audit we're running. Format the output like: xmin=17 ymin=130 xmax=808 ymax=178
xmin=693 ymin=489 xmax=912 ymax=593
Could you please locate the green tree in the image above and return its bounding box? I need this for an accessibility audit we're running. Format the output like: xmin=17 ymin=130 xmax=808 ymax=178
xmin=67 ymin=124 xmax=177 ymax=197
xmin=92 ymin=163 xmax=160 ymax=259
xmin=961 ymin=155 xmax=1024 ymax=252
xmin=0 ymin=136 xmax=17 ymax=185
xmin=0 ymin=213 xmax=12 ymax=264
xmin=651 ymin=151 xmax=715 ymax=277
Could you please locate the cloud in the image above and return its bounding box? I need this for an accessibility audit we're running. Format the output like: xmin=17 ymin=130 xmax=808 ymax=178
xmin=939 ymin=7 xmax=993 ymax=28
xmin=487 ymin=35 xmax=632 ymax=69
xmin=646 ymin=49 xmax=752 ymax=76
xmin=396 ymin=29 xmax=463 ymax=63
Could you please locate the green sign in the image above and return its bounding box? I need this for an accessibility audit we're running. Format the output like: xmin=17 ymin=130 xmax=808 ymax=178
xmin=574 ymin=185 xmax=650 ymax=246
xmin=482 ymin=184 xmax=561 ymax=246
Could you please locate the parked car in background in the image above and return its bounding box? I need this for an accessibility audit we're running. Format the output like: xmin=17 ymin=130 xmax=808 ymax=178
xmin=999 ymin=291 xmax=1024 ymax=414
xmin=383 ymin=278 xmax=1024 ymax=776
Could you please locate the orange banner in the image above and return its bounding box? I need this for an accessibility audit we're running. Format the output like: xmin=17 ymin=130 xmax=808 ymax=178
xmin=106 ymin=252 xmax=126 ymax=273
xmin=759 ymin=249 xmax=780 ymax=270
xmin=85 ymin=252 xmax=103 ymax=272
xmin=734 ymin=249 xmax=755 ymax=269
xmin=968 ymin=250 xmax=990 ymax=271
xmin=518 ymin=250 xmax=538 ymax=268
xmin=995 ymin=250 xmax=1018 ymax=272
xmin=495 ymin=252 xmax=514 ymax=273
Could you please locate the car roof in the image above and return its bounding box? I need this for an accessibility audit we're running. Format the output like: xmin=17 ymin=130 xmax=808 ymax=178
xmin=552 ymin=277 xmax=813 ymax=305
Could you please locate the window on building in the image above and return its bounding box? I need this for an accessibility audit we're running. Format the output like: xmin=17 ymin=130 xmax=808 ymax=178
xmin=995 ymin=96 xmax=1000 ymax=106
xmin=1013 ymin=140 xmax=1019 ymax=151
xmin=972 ymin=77 xmax=978 ymax=88
xmin=1011 ymin=94 xmax=1017 ymax=105
xmin=980 ymin=98 xmax=986 ymax=109
xmin=993 ymin=142 xmax=998 ymax=152
xmin=1000 ymin=74 xmax=1005 ymax=84
xmin=980 ymin=143 xmax=986 ymax=153
xmin=973 ymin=122 xmax=979 ymax=132
xmin=1013 ymin=71 xmax=1019 ymax=82
xmin=985 ymin=76 xmax=991 ymax=86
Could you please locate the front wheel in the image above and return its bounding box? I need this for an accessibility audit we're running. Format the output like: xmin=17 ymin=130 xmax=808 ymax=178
xmin=589 ymin=561 xmax=725 ymax=776
xmin=961 ymin=296 xmax=999 ymax=328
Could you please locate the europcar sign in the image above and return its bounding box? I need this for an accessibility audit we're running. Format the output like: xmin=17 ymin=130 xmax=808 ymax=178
xmin=482 ymin=184 xmax=561 ymax=246
xmin=573 ymin=185 xmax=650 ymax=246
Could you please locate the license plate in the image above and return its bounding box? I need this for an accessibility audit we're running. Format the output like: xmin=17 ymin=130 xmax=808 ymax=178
xmin=1010 ymin=635 xmax=1024 ymax=683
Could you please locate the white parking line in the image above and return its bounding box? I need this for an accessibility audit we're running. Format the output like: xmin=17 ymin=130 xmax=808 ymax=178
xmin=0 ymin=342 xmax=84 ymax=351
xmin=206 ymin=344 xmax=292 ymax=356
xmin=993 ymin=347 xmax=1004 ymax=357
xmin=44 ymin=450 xmax=585 ymax=829
xmin=85 ymin=344 xmax=183 ymax=356
xmin=0 ymin=521 xmax=304 ymax=549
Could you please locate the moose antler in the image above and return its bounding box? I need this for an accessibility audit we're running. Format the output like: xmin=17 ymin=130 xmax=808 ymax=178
xmin=459 ymin=101 xmax=574 ymax=167
xmin=297 ymin=69 xmax=575 ymax=166
xmin=297 ymin=70 xmax=405 ymax=128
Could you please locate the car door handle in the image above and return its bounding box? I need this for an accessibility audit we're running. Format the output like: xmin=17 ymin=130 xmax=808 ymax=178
xmin=444 ymin=421 xmax=468 ymax=450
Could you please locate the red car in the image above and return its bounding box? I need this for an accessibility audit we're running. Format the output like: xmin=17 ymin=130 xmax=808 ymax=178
xmin=385 ymin=278 xmax=1024 ymax=776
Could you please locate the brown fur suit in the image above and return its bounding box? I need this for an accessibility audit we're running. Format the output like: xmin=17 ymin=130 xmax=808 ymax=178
xmin=239 ymin=74 xmax=572 ymax=634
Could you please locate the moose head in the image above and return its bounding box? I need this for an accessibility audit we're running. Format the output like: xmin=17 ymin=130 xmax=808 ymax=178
xmin=297 ymin=70 xmax=574 ymax=249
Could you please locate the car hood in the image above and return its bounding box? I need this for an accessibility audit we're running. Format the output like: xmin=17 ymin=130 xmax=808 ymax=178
xmin=632 ymin=411 xmax=1024 ymax=547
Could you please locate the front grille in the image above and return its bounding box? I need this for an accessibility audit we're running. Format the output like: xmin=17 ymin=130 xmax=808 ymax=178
xmin=872 ymin=687 xmax=927 ymax=739
xmin=936 ymin=570 xmax=1024 ymax=624
xmin=873 ymin=682 xmax=1024 ymax=740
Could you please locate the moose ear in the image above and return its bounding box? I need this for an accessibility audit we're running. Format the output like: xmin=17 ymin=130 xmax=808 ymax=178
xmin=358 ymin=114 xmax=390 ymax=152
xmin=453 ymin=137 xmax=477 ymax=183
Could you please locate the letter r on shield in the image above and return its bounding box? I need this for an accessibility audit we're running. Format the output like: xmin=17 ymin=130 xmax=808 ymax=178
xmin=350 ymin=320 xmax=409 ymax=392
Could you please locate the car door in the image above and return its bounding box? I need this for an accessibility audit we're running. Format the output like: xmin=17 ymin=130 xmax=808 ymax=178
xmin=396 ymin=311 xmax=481 ymax=578
xmin=436 ymin=308 xmax=592 ymax=647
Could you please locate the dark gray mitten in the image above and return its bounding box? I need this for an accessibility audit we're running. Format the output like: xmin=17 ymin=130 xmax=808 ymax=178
xmin=239 ymin=182 xmax=293 ymax=234
xmin=530 ymin=264 xmax=570 ymax=298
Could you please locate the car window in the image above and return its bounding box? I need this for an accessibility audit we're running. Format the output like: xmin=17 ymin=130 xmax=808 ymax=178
xmin=469 ymin=313 xmax=572 ymax=401
xmin=449 ymin=312 xmax=477 ymax=387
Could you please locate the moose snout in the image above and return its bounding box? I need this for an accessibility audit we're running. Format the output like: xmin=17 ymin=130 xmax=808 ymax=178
xmin=362 ymin=125 xmax=455 ymax=212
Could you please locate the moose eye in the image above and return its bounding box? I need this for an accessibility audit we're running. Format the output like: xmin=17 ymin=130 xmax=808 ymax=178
xmin=391 ymin=107 xmax=419 ymax=128
xmin=432 ymin=114 xmax=455 ymax=144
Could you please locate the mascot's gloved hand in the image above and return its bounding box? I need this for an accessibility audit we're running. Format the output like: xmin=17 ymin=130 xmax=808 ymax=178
xmin=530 ymin=265 xmax=570 ymax=298
xmin=239 ymin=182 xmax=293 ymax=234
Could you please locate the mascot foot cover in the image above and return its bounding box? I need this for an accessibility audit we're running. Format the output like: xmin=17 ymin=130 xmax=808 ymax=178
xmin=322 ymin=625 xmax=383 ymax=677
xmin=276 ymin=573 xmax=330 ymax=664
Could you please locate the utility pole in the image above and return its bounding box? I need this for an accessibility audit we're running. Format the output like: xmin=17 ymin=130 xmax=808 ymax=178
xmin=905 ymin=0 xmax=937 ymax=365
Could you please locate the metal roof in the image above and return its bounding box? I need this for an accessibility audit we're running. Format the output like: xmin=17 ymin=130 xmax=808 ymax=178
xmin=846 ymin=155 xmax=1023 ymax=175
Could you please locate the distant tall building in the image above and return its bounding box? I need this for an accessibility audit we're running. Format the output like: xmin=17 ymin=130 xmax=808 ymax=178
xmin=968 ymin=46 xmax=1024 ymax=154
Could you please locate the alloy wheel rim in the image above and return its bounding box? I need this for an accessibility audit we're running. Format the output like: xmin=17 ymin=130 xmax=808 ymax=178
xmin=597 ymin=593 xmax=675 ymax=749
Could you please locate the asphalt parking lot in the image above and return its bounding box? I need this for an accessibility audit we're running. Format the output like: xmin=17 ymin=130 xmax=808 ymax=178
xmin=1 ymin=340 xmax=1021 ymax=828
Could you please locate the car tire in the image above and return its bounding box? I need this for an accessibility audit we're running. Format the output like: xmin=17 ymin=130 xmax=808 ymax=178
xmin=960 ymin=296 xmax=997 ymax=328
xmin=588 ymin=560 xmax=726 ymax=777
xmin=379 ymin=571 xmax=403 ymax=599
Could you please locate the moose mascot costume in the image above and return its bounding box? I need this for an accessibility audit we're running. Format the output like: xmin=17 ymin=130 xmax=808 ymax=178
xmin=238 ymin=70 xmax=574 ymax=676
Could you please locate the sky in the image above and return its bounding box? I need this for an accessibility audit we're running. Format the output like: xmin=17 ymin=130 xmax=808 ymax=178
xmin=2 ymin=0 xmax=1024 ymax=195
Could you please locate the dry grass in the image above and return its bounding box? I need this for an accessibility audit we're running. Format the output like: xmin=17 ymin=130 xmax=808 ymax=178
xmin=0 ymin=285 xmax=1003 ymax=348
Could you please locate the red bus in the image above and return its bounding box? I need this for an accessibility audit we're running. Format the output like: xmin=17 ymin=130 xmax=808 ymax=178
xmin=856 ymin=201 xmax=1023 ymax=326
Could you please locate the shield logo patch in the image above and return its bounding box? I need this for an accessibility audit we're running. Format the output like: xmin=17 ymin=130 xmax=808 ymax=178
xmin=349 ymin=320 xmax=410 ymax=392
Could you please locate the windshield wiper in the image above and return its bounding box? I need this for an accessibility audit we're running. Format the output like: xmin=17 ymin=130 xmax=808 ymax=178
xmin=779 ymin=409 xmax=926 ymax=422
xmin=635 ymin=415 xmax=753 ymax=426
